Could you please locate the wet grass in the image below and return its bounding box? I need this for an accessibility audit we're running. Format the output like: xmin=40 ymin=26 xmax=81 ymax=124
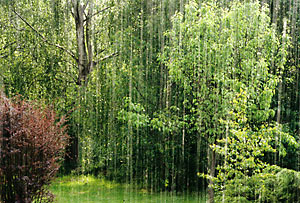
xmin=49 ymin=175 xmax=205 ymax=202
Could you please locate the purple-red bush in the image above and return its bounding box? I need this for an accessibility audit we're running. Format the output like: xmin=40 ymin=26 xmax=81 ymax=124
xmin=0 ymin=95 xmax=68 ymax=203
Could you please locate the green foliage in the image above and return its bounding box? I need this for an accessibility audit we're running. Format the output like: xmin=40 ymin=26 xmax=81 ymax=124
xmin=211 ymin=89 xmax=298 ymax=201
xmin=150 ymin=107 xmax=186 ymax=134
xmin=164 ymin=0 xmax=297 ymax=200
xmin=163 ymin=0 xmax=281 ymax=144
xmin=118 ymin=97 xmax=150 ymax=128
xmin=214 ymin=166 xmax=300 ymax=202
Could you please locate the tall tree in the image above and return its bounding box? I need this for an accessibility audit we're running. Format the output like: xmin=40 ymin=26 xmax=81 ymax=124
xmin=163 ymin=0 xmax=288 ymax=201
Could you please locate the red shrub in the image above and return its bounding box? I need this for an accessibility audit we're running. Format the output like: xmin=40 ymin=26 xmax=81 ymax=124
xmin=0 ymin=96 xmax=68 ymax=202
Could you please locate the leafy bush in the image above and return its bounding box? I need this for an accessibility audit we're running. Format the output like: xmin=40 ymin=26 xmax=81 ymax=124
xmin=216 ymin=166 xmax=300 ymax=202
xmin=0 ymin=95 xmax=68 ymax=202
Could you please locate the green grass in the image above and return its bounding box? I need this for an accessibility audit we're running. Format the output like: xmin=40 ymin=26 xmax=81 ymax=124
xmin=49 ymin=175 xmax=206 ymax=202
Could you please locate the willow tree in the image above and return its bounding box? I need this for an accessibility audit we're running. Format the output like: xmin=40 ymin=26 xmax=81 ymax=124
xmin=163 ymin=1 xmax=287 ymax=202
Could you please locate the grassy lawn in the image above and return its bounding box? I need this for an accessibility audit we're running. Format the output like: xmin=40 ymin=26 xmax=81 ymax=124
xmin=49 ymin=175 xmax=205 ymax=202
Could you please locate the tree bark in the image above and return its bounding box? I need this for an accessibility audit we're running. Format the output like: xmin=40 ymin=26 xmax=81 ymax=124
xmin=72 ymin=0 xmax=89 ymax=86
xmin=207 ymin=147 xmax=216 ymax=203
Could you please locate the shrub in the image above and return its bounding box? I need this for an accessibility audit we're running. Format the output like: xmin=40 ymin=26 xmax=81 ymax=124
xmin=216 ymin=166 xmax=300 ymax=202
xmin=0 ymin=95 xmax=68 ymax=202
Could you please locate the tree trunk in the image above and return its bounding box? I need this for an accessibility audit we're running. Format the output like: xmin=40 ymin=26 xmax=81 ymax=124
xmin=72 ymin=0 xmax=90 ymax=86
xmin=207 ymin=147 xmax=216 ymax=203
xmin=68 ymin=0 xmax=96 ymax=170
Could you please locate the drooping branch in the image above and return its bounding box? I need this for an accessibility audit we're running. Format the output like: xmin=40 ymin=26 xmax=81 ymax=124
xmin=13 ymin=10 xmax=78 ymax=62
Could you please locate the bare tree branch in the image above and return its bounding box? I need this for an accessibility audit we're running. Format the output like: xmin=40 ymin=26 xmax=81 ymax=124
xmin=83 ymin=1 xmax=89 ymax=11
xmin=83 ymin=10 xmax=88 ymax=20
xmin=69 ymin=3 xmax=75 ymax=18
xmin=94 ymin=48 xmax=106 ymax=57
xmin=84 ymin=6 xmax=111 ymax=22
xmin=12 ymin=10 xmax=78 ymax=62
xmin=0 ymin=41 xmax=16 ymax=51
xmin=93 ymin=52 xmax=118 ymax=65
